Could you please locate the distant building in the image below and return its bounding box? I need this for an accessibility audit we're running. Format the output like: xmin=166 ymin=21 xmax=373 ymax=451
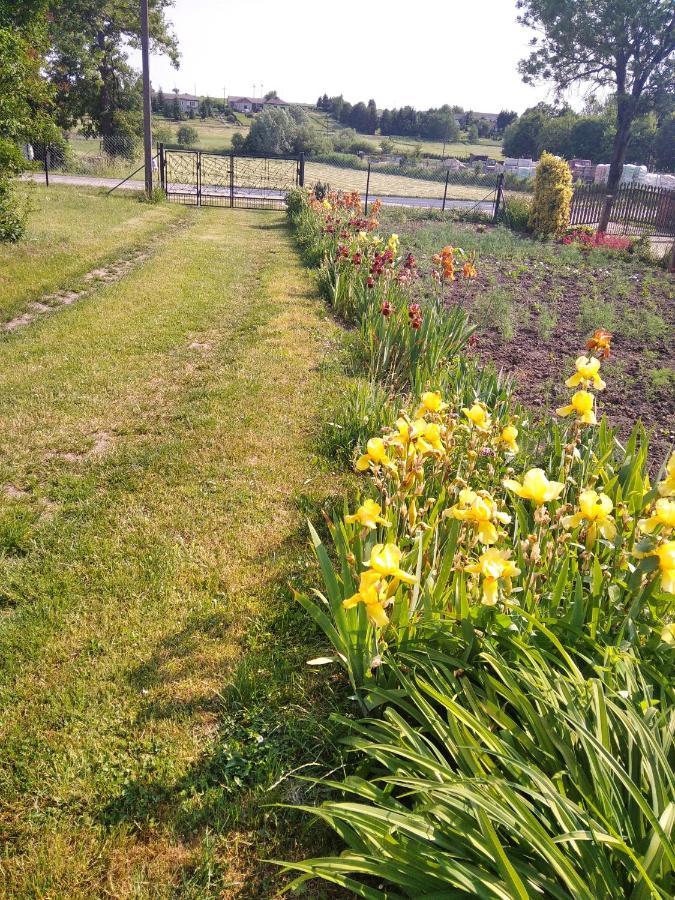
xmin=228 ymin=96 xmax=290 ymax=114
xmin=174 ymin=93 xmax=199 ymax=114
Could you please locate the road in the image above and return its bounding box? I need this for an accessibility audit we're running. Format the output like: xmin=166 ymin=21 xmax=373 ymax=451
xmin=22 ymin=173 xmax=496 ymax=215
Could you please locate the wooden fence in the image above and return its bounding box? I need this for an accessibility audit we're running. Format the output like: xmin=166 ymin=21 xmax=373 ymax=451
xmin=570 ymin=182 xmax=675 ymax=238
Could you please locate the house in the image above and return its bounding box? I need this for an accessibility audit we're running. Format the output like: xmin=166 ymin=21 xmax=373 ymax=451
xmin=174 ymin=93 xmax=199 ymax=114
xmin=228 ymin=96 xmax=290 ymax=114
xmin=262 ymin=96 xmax=289 ymax=109
xmin=228 ymin=96 xmax=263 ymax=114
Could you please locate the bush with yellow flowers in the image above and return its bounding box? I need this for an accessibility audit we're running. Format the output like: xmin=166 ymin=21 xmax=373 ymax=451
xmin=282 ymin=188 xmax=674 ymax=899
xmin=528 ymin=151 xmax=573 ymax=237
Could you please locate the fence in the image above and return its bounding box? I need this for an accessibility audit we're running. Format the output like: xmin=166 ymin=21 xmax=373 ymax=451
xmin=570 ymin=182 xmax=675 ymax=238
xmin=304 ymin=155 xmax=504 ymax=218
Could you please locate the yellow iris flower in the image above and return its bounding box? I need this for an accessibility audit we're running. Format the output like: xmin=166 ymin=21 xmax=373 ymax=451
xmin=556 ymin=389 xmax=597 ymax=425
xmin=562 ymin=489 xmax=617 ymax=545
xmin=498 ymin=424 xmax=519 ymax=454
xmin=356 ymin=437 xmax=390 ymax=471
xmin=657 ymin=453 xmax=675 ymax=498
xmin=462 ymin=402 xmax=492 ymax=431
xmin=448 ymin=488 xmax=511 ymax=545
xmin=415 ymin=390 xmax=448 ymax=418
xmin=465 ymin=547 xmax=520 ymax=606
xmin=652 ymin=541 xmax=675 ymax=594
xmin=638 ymin=498 xmax=675 ymax=534
xmin=345 ymin=498 xmax=391 ymax=530
xmin=391 ymin=418 xmax=444 ymax=456
xmin=366 ymin=542 xmax=417 ymax=584
xmin=565 ymin=356 xmax=606 ymax=391
xmin=342 ymin=570 xmax=391 ymax=627
xmin=503 ymin=468 xmax=565 ymax=506
xmin=387 ymin=233 xmax=399 ymax=254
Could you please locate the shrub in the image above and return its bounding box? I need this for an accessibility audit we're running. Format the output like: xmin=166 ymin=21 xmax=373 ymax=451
xmin=500 ymin=194 xmax=531 ymax=231
xmin=177 ymin=125 xmax=199 ymax=147
xmin=153 ymin=124 xmax=174 ymax=145
xmin=528 ymin=151 xmax=573 ymax=236
xmin=0 ymin=178 xmax=28 ymax=242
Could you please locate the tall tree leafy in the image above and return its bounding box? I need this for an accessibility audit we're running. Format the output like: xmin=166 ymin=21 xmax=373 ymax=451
xmin=47 ymin=0 xmax=179 ymax=139
xmin=517 ymin=0 xmax=675 ymax=229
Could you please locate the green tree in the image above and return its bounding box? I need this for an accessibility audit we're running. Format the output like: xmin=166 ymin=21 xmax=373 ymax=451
xmin=176 ymin=124 xmax=198 ymax=147
xmin=517 ymin=0 xmax=675 ymax=230
xmin=503 ymin=104 xmax=553 ymax=158
xmin=653 ymin=112 xmax=675 ymax=170
xmin=46 ymin=0 xmax=179 ymax=138
xmin=467 ymin=124 xmax=480 ymax=142
xmin=171 ymin=93 xmax=181 ymax=121
xmin=0 ymin=3 xmax=58 ymax=240
xmin=264 ymin=90 xmax=278 ymax=100
xmin=496 ymin=110 xmax=518 ymax=132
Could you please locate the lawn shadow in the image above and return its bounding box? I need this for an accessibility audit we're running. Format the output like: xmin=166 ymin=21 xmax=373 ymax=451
xmin=101 ymin=514 xmax=351 ymax=896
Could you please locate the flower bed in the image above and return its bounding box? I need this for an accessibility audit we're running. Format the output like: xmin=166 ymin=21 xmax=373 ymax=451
xmin=280 ymin=188 xmax=674 ymax=898
xmin=562 ymin=225 xmax=635 ymax=252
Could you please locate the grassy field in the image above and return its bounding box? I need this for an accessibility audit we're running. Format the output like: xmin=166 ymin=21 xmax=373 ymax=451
xmin=0 ymin=184 xmax=189 ymax=323
xmin=380 ymin=207 xmax=675 ymax=464
xmin=305 ymin=107 xmax=505 ymax=159
xmin=304 ymin=159 xmax=498 ymax=201
xmin=0 ymin=190 xmax=351 ymax=897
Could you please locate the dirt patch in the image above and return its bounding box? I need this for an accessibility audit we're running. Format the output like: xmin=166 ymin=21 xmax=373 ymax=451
xmin=2 ymin=484 xmax=29 ymax=500
xmin=89 ymin=430 xmax=114 ymax=457
xmin=1 ymin=220 xmax=189 ymax=335
xmin=188 ymin=340 xmax=212 ymax=352
xmin=452 ymin=264 xmax=674 ymax=465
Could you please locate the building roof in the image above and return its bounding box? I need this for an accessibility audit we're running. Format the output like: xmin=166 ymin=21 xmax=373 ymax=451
xmin=228 ymin=96 xmax=258 ymax=104
xmin=174 ymin=93 xmax=199 ymax=102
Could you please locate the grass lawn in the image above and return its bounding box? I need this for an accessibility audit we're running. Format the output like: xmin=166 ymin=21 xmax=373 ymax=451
xmin=380 ymin=207 xmax=675 ymax=465
xmin=304 ymin=160 xmax=497 ymax=202
xmin=0 ymin=185 xmax=189 ymax=324
xmin=0 ymin=200 xmax=351 ymax=896
xmin=305 ymin=108 xmax=505 ymax=159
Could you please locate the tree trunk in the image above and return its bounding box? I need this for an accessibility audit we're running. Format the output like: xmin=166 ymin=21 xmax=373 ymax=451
xmin=598 ymin=96 xmax=634 ymax=233
xmin=97 ymin=31 xmax=115 ymax=138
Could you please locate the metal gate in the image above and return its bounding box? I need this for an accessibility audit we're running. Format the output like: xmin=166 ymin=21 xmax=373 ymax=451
xmin=159 ymin=146 xmax=304 ymax=209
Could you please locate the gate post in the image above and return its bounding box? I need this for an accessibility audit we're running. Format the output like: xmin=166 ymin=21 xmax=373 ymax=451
xmin=299 ymin=152 xmax=305 ymax=187
xmin=493 ymin=173 xmax=505 ymax=222
xmin=230 ymin=153 xmax=234 ymax=208
xmin=364 ymin=161 xmax=371 ymax=215
xmin=196 ymin=150 xmax=202 ymax=206
xmin=158 ymin=143 xmax=165 ymax=192
xmin=442 ymin=169 xmax=449 ymax=212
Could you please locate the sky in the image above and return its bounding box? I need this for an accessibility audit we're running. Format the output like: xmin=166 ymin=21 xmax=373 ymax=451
xmin=128 ymin=0 xmax=559 ymax=114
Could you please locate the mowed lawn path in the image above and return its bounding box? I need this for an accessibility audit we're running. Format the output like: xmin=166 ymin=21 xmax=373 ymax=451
xmin=0 ymin=207 xmax=346 ymax=897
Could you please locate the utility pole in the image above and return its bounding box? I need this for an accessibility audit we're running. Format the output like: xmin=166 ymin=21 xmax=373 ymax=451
xmin=140 ymin=0 xmax=153 ymax=197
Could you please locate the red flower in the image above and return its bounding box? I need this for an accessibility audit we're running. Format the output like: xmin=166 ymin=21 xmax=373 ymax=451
xmin=367 ymin=276 xmax=375 ymax=288
xmin=381 ymin=300 xmax=393 ymax=317
xmin=352 ymin=252 xmax=362 ymax=265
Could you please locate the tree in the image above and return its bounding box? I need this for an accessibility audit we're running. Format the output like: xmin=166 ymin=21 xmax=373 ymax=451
xmin=653 ymin=113 xmax=675 ymax=170
xmin=496 ymin=110 xmax=518 ymax=132
xmin=155 ymin=86 xmax=165 ymax=113
xmin=176 ymin=124 xmax=198 ymax=146
xmin=517 ymin=0 xmax=675 ymax=230
xmin=503 ymin=104 xmax=552 ymax=158
xmin=171 ymin=94 xmax=181 ymax=121
xmin=46 ymin=0 xmax=179 ymax=138
xmin=264 ymin=90 xmax=278 ymax=101
xmin=467 ymin=124 xmax=479 ymax=142
xmin=0 ymin=2 xmax=57 ymax=240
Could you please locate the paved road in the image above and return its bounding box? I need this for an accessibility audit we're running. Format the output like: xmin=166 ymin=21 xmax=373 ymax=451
xmin=23 ymin=172 xmax=496 ymax=215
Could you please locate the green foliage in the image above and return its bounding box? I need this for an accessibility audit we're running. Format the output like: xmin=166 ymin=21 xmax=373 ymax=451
xmin=528 ymin=151 xmax=573 ymax=236
xmin=280 ymin=638 xmax=675 ymax=898
xmin=46 ymin=0 xmax=179 ymax=138
xmin=499 ymin=195 xmax=531 ymax=231
xmin=0 ymin=178 xmax=28 ymax=242
xmin=177 ymin=125 xmax=199 ymax=147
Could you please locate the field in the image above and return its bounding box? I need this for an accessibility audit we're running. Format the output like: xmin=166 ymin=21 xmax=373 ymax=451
xmin=0 ymin=186 xmax=349 ymax=897
xmin=2 ymin=184 xmax=673 ymax=898
xmin=305 ymin=107 xmax=505 ymax=159
xmin=379 ymin=206 xmax=675 ymax=463
xmin=304 ymin=159 xmax=498 ymax=203
xmin=0 ymin=185 xmax=189 ymax=323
